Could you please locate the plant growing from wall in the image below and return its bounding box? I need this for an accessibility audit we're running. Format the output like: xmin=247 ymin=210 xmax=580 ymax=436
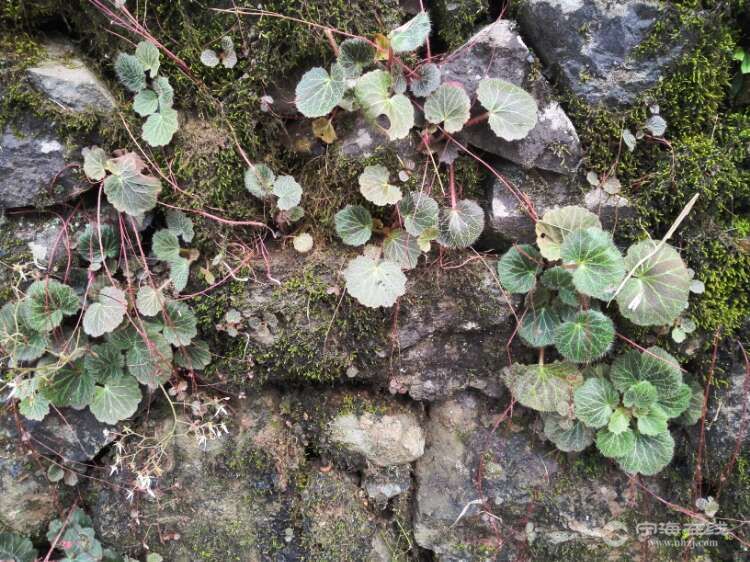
xmin=497 ymin=205 xmax=704 ymax=475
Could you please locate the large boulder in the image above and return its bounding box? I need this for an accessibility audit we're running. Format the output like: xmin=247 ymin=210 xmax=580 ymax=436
xmin=440 ymin=19 xmax=581 ymax=174
xmin=516 ymin=0 xmax=691 ymax=107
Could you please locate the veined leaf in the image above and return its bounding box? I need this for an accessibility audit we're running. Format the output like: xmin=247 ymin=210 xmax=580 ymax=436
xmin=596 ymin=427 xmax=635 ymax=458
xmin=616 ymin=430 xmax=674 ymax=476
xmin=272 ymin=175 xmax=303 ymax=211
xmin=398 ymin=191 xmax=439 ymax=236
xmin=135 ymin=41 xmax=160 ymax=78
xmin=82 ymin=146 xmax=107 ymax=181
xmin=335 ymin=205 xmax=373 ymax=246
xmin=636 ymin=405 xmax=669 ymax=436
xmin=423 ymin=83 xmax=471 ymax=133
xmin=535 ymin=206 xmax=602 ymax=261
xmin=560 ymin=227 xmax=625 ymax=300
xmin=355 ymin=69 xmax=414 ymax=140
xmin=152 ymin=229 xmax=180 ymax=262
xmin=24 ymin=279 xmax=80 ymax=333
xmin=607 ymin=407 xmax=631 ymax=435
xmin=616 ymin=240 xmax=690 ymax=327
xmin=142 ymin=106 xmax=179 ymax=147
xmin=200 ymin=49 xmax=220 ymax=67
xmin=165 ymin=209 xmax=194 ymax=243
xmin=169 ymin=257 xmax=190 ymax=293
xmin=244 ymin=164 xmax=276 ymax=200
xmin=0 ymin=302 xmax=49 ymax=362
xmin=677 ymin=382 xmax=704 ymax=426
xmin=84 ymin=342 xmax=125 ymax=382
xmin=126 ymin=331 xmax=172 ymax=388
xmin=338 ymin=38 xmax=375 ymax=79
xmin=343 ymin=256 xmax=406 ymax=308
xmin=657 ymin=382 xmax=692 ymax=418
xmin=554 ymin=310 xmax=614 ymax=363
xmin=83 ymin=286 xmax=127 ymax=338
xmin=623 ymin=380 xmax=658 ymax=409
xmin=436 ymin=199 xmax=484 ymax=249
xmin=103 ymin=152 xmax=162 ymax=216
xmin=42 ymin=361 xmax=95 ymax=410
xmin=519 ymin=305 xmax=561 ymax=348
xmin=383 ymin=229 xmax=421 ymax=270
xmin=161 ymin=300 xmax=197 ymax=347
xmin=174 ymin=339 xmax=211 ymax=370
xmin=497 ymin=244 xmax=542 ymax=294
xmin=543 ymin=414 xmax=594 ymax=452
xmin=295 ymin=64 xmax=346 ymax=118
xmin=0 ymin=532 xmax=37 ymax=562
xmin=19 ymin=394 xmax=50 ymax=421
xmin=574 ymin=377 xmax=619 ymax=428
xmin=359 ymin=165 xmax=402 ymax=206
xmin=136 ymin=286 xmax=165 ymax=317
xmin=410 ymin=63 xmax=440 ymax=97
xmin=133 ymin=88 xmax=158 ymax=116
xmin=541 ymin=267 xmax=578 ymax=306
xmin=476 ymin=78 xmax=538 ymax=141
xmin=502 ymin=361 xmax=582 ymax=415
xmin=114 ymin=53 xmax=145 ymax=93
xmin=77 ymin=224 xmax=120 ymax=264
xmin=90 ymin=374 xmax=142 ymax=425
xmin=153 ymin=76 xmax=174 ymax=108
xmin=388 ymin=12 xmax=431 ymax=53
xmin=610 ymin=346 xmax=682 ymax=399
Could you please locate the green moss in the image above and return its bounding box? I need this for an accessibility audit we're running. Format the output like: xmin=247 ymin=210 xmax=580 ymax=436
xmin=431 ymin=0 xmax=489 ymax=51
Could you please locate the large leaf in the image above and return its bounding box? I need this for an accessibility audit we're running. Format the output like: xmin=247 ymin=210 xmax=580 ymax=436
xmin=497 ymin=244 xmax=542 ymax=294
xmin=535 ymin=206 xmax=602 ymax=261
xmin=519 ymin=305 xmax=561 ymax=348
xmin=114 ymin=53 xmax=145 ymax=92
xmin=476 ymin=78 xmax=538 ymax=141
xmin=343 ymin=256 xmax=406 ymax=308
xmin=410 ymin=63 xmax=441 ymax=97
xmin=77 ymin=224 xmax=120 ymax=264
xmin=615 ymin=430 xmax=674 ymax=476
xmin=84 ymin=342 xmax=125 ymax=382
xmin=103 ymin=153 xmax=162 ymax=216
xmin=82 ymin=146 xmax=107 ymax=181
xmin=161 ymin=300 xmax=197 ymax=347
xmin=560 ymin=227 xmax=625 ymax=300
xmin=355 ymin=69 xmax=414 ymax=140
xmin=83 ymin=286 xmax=127 ymax=338
xmin=174 ymin=339 xmax=211 ymax=370
xmin=244 ymin=164 xmax=276 ymax=200
xmin=335 ymin=205 xmax=373 ymax=246
xmin=42 ymin=361 xmax=95 ymax=409
xmin=142 ymin=106 xmax=179 ymax=147
xmin=398 ymin=191 xmax=439 ymax=236
xmin=338 ymin=38 xmax=375 ymax=79
xmin=90 ymin=374 xmax=142 ymax=425
xmin=388 ymin=11 xmax=431 ymax=53
xmin=165 ymin=209 xmax=194 ymax=243
xmin=126 ymin=331 xmax=173 ymax=388
xmin=436 ymin=199 xmax=484 ymax=249
xmin=359 ymin=165 xmax=402 ymax=206
xmin=0 ymin=302 xmax=49 ymax=362
xmin=423 ymin=84 xmax=471 ymax=133
xmin=136 ymin=286 xmax=165 ymax=316
xmin=596 ymin=427 xmax=636 ymax=458
xmin=135 ymin=40 xmax=160 ymax=78
xmin=610 ymin=346 xmax=682 ymax=401
xmin=272 ymin=175 xmax=303 ymax=211
xmin=383 ymin=229 xmax=421 ymax=270
xmin=543 ymin=414 xmax=594 ymax=452
xmin=615 ymin=240 xmax=690 ymax=327
xmin=295 ymin=64 xmax=346 ymax=118
xmin=502 ymin=362 xmax=581 ymax=415
xmin=573 ymin=377 xmax=619 ymax=428
xmin=554 ymin=310 xmax=614 ymax=363
xmin=152 ymin=229 xmax=181 ymax=262
xmin=24 ymin=279 xmax=80 ymax=332
xmin=657 ymin=382 xmax=692 ymax=418
xmin=0 ymin=532 xmax=37 ymax=562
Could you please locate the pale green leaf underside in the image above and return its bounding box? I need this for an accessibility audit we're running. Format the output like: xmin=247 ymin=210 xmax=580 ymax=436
xmin=82 ymin=146 xmax=107 ymax=181
xmin=355 ymin=70 xmax=414 ymax=140
xmin=535 ymin=206 xmax=602 ymax=261
xmin=476 ymin=78 xmax=538 ymax=141
xmin=359 ymin=165 xmax=402 ymax=206
xmin=133 ymin=88 xmax=158 ymax=116
xmin=244 ymin=164 xmax=276 ymax=199
xmin=90 ymin=374 xmax=142 ymax=425
xmin=423 ymin=83 xmax=471 ymax=133
xmin=142 ymin=106 xmax=179 ymax=147
xmin=102 ymin=155 xmax=162 ymax=216
xmin=135 ymin=40 xmax=160 ymax=78
xmin=388 ymin=11 xmax=431 ymax=53
xmin=83 ymin=286 xmax=127 ymax=338
xmin=19 ymin=394 xmax=50 ymax=421
xmin=383 ymin=229 xmax=421 ymax=270
xmin=152 ymin=229 xmax=181 ymax=262
xmin=165 ymin=209 xmax=194 ymax=243
xmin=295 ymin=64 xmax=346 ymax=118
xmin=343 ymin=256 xmax=407 ymax=308
xmin=272 ymin=175 xmax=303 ymax=211
xmin=136 ymin=286 xmax=165 ymax=316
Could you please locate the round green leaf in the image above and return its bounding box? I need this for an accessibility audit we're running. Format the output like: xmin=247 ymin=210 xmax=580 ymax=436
xmin=19 ymin=394 xmax=50 ymax=421
xmin=83 ymin=286 xmax=127 ymax=338
xmin=610 ymin=346 xmax=682 ymax=397
xmin=596 ymin=427 xmax=635 ymax=458
xmin=135 ymin=40 xmax=160 ymax=78
xmin=90 ymin=374 xmax=142 ymax=425
xmin=114 ymin=53 xmax=145 ymax=93
xmin=383 ymin=229 xmax=421 ymax=270
xmin=200 ymin=48 xmax=219 ymax=67
xmin=502 ymin=361 xmax=582 ymax=414
xmin=554 ymin=310 xmax=614 ymax=363
xmin=476 ymin=78 xmax=538 ymax=141
xmin=436 ymin=199 xmax=484 ymax=249
xmin=42 ymin=360 xmax=95 ymax=409
xmin=535 ymin=206 xmax=602 ymax=261
xmin=24 ymin=279 xmax=80 ymax=332
xmin=82 ymin=146 xmax=107 ymax=181
xmin=636 ymin=405 xmax=669 ymax=436
xmin=543 ymin=414 xmax=594 ymax=452
xmin=102 ymin=153 xmax=162 ymax=216
xmin=161 ymin=301 xmax=197 ymax=347
xmin=343 ymin=256 xmax=406 ymax=308
xmin=616 ymin=240 xmax=690 ymax=327
xmin=0 ymin=302 xmax=49 ymax=363
xmin=141 ymin=106 xmax=179 ymax=147
xmin=573 ymin=376 xmax=619 ymax=428
xmin=398 ymin=191 xmax=439 ymax=236
xmin=338 ymin=38 xmax=375 ymax=79
xmin=133 ymin=88 xmax=158 ymax=116
xmin=359 ymin=165 xmax=402 ymax=206
xmin=410 ymin=63 xmax=441 ymax=97
xmin=136 ymin=286 xmax=165 ymax=317
xmin=388 ymin=11 xmax=431 ymax=53
xmin=272 ymin=175 xmax=303 ymax=211
xmin=623 ymin=380 xmax=658 ymax=410
xmin=335 ymin=205 xmax=373 ymax=246
xmin=607 ymin=407 xmax=631 ymax=435
xmin=497 ymin=244 xmax=542 ymax=294
xmin=152 ymin=229 xmax=180 ymax=262
xmin=295 ymin=64 xmax=346 ymax=118
xmin=616 ymin=430 xmax=674 ymax=476
xmin=355 ymin=70 xmax=414 ymax=140
xmin=244 ymin=164 xmax=276 ymax=200
xmin=165 ymin=209 xmax=194 ymax=243
xmin=126 ymin=331 xmax=173 ymax=388
xmin=541 ymin=267 xmax=578 ymax=306
xmin=423 ymin=83 xmax=471 ymax=133
xmin=77 ymin=224 xmax=120 ymax=264
xmin=657 ymin=382 xmax=692 ymax=418
xmin=84 ymin=342 xmax=125 ymax=382
xmin=174 ymin=339 xmax=211 ymax=370
xmin=560 ymin=227 xmax=625 ymax=300
xmin=519 ymin=306 xmax=561 ymax=348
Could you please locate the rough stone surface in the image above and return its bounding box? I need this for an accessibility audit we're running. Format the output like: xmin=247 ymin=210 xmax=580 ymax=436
xmin=328 ymin=411 xmax=425 ymax=466
xmin=336 ymin=112 xmax=420 ymax=162
xmin=363 ymin=465 xmax=412 ymax=507
xmin=27 ymin=38 xmax=116 ymax=113
xmin=440 ymin=19 xmax=581 ymax=174
xmin=516 ymin=0 xmax=690 ymax=107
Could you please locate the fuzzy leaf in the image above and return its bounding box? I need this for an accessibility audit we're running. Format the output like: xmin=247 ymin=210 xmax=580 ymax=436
xmin=657 ymin=382 xmax=692 ymax=418
xmin=358 ymin=165 xmax=402 ymax=206
xmin=142 ymin=106 xmax=179 ymax=147
xmin=272 ymin=175 xmax=303 ymax=210
xmin=436 ymin=199 xmax=484 ymax=249
xmin=338 ymin=38 xmax=375 ymax=79
xmin=476 ymin=78 xmax=538 ymax=141
xmin=616 ymin=430 xmax=674 ymax=476
xmin=295 ymin=64 xmax=346 ymax=118
xmin=24 ymin=279 xmax=80 ymax=332
xmin=152 ymin=76 xmax=174 ymax=108
xmin=200 ymin=49 xmax=219 ymax=67
xmin=616 ymin=240 xmax=690 ymax=327
xmin=560 ymin=227 xmax=625 ymax=300
xmin=335 ymin=205 xmax=373 ymax=246
xmin=103 ymin=153 xmax=162 ymax=216
xmin=608 ymin=407 xmax=631 ymax=435
xmin=383 ymin=229 xmax=421 ymax=270
xmin=574 ymin=377 xmax=619 ymax=428
xmin=169 ymin=257 xmax=190 ymax=293
xmin=136 ymin=286 xmax=165 ymax=317
xmin=535 ymin=206 xmax=602 ymax=261
xmin=90 ymin=374 xmax=142 ymax=425
xmin=343 ymin=256 xmax=406 ymax=308
xmin=645 ymin=115 xmax=667 ymax=137
xmin=543 ymin=414 xmax=594 ymax=452
xmin=83 ymin=286 xmax=127 ymax=337
xmin=554 ymin=310 xmax=614 ymax=363
xmin=636 ymin=405 xmax=669 ymax=436
xmin=84 ymin=342 xmax=125 ymax=382
xmin=82 ymin=146 xmax=107 ymax=181
xmin=541 ymin=267 xmax=578 ymax=306
xmin=126 ymin=331 xmax=173 ymax=388
xmin=497 ymin=244 xmax=542 ymax=294
xmin=388 ymin=11 xmax=431 ymax=53
xmin=424 ymin=83 xmax=471 ymax=133
xmin=42 ymin=361 xmax=95 ymax=409
xmin=610 ymin=346 xmax=682 ymax=400
xmin=623 ymin=380 xmax=658 ymax=409
xmin=355 ymin=69 xmax=414 ymax=140
xmin=162 ymin=301 xmax=197 ymax=347
xmin=519 ymin=305 xmax=561 ymax=348
xmin=596 ymin=427 xmax=636 ymax=458
xmin=174 ymin=339 xmax=211 ymax=370
xmin=133 ymin=88 xmax=158 ymax=116
xmin=0 ymin=302 xmax=49 ymax=362
xmin=77 ymin=224 xmax=120 ymax=264
xmin=19 ymin=394 xmax=50 ymax=421
xmin=398 ymin=191 xmax=439 ymax=236
xmin=0 ymin=532 xmax=37 ymax=562
xmin=165 ymin=209 xmax=194 ymax=243
xmin=410 ymin=63 xmax=441 ymax=97
xmin=135 ymin=41 xmax=160 ymax=78
xmin=244 ymin=164 xmax=276 ymax=200
xmin=152 ymin=229 xmax=180 ymax=262
xmin=114 ymin=53 xmax=145 ymax=92
xmin=502 ymin=362 xmax=581 ymax=415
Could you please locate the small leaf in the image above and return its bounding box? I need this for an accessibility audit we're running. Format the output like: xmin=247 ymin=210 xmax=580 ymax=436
xmin=272 ymin=175 xmax=303 ymax=211
xmin=174 ymin=339 xmax=211 ymax=370
xmin=293 ymin=232 xmax=314 ymax=253
xmin=689 ymin=279 xmax=705 ymax=294
xmin=82 ymin=146 xmax=107 ymax=181
xmin=338 ymin=38 xmax=375 ymax=79
xmin=83 ymin=286 xmax=127 ymax=337
xmin=200 ymin=48 xmax=220 ymax=67
xmin=142 ymin=106 xmax=179 ymax=147
xmin=497 ymin=244 xmax=542 ymax=294
xmin=616 ymin=430 xmax=674 ymax=475
xmin=544 ymin=414 xmax=594 ymax=452
xmin=295 ymin=64 xmax=346 ymax=118
xmin=645 ymin=115 xmax=667 ymax=137
xmin=383 ymin=229 xmax=421 ymax=270
xmin=398 ymin=191 xmax=439 ymax=236
xmin=502 ymin=362 xmax=582 ymax=414
xmin=84 ymin=342 xmax=125 ymax=382
xmin=169 ymin=257 xmax=190 ymax=293
xmin=560 ymin=227 xmax=625 ymax=300
xmin=90 ymin=374 xmax=142 ymax=424
xmin=126 ymin=331 xmax=173 ymax=388
xmin=616 ymin=240 xmax=690 ymax=327
xmin=152 ymin=76 xmax=174 ymax=108
xmin=359 ymin=165 xmax=402 ymax=206
xmin=24 ymin=279 xmax=80 ymax=332
xmin=343 ymin=256 xmax=406 ymax=308
xmin=133 ymin=88 xmax=158 ymax=116
xmin=77 ymin=224 xmax=120 ymax=264
xmin=244 ymin=164 xmax=276 ymax=200
xmin=220 ymin=36 xmax=237 ymax=68
xmin=622 ymin=129 xmax=636 ymax=152
xmin=165 ymin=209 xmax=194 ymax=243
xmin=596 ymin=427 xmax=635 ymax=458
xmin=42 ymin=361 xmax=95 ymax=409
xmin=152 ymin=229 xmax=181 ymax=262
xmin=162 ymin=300 xmax=197 ymax=347
xmin=136 ymin=286 xmax=165 ymax=316
xmin=436 ymin=199 xmax=484 ymax=249
xmin=657 ymin=382 xmax=692 ymax=418
xmin=114 ymin=53 xmax=145 ymax=92
xmin=623 ymin=381 xmax=658 ymax=409
xmin=535 ymin=206 xmax=602 ymax=261
xmin=135 ymin=40 xmax=160 ymax=78
xmin=47 ymin=464 xmax=64 ymax=482
xmin=312 ymin=117 xmax=337 ymax=144
xmin=410 ymin=63 xmax=441 ymax=97
xmin=423 ymin=83 xmax=471 ymax=133
xmin=636 ymin=405 xmax=669 ymax=436
xmin=540 ymin=267 xmax=578 ymax=306
xmin=335 ymin=205 xmax=373 ymax=246
xmin=608 ymin=407 xmax=631 ymax=435
xmin=388 ymin=11 xmax=431 ymax=53
xmin=476 ymin=78 xmax=538 ymax=141
xmin=0 ymin=302 xmax=49 ymax=363
xmin=103 ymin=152 xmax=162 ymax=216
xmin=573 ymin=377 xmax=619 ymax=428
xmin=554 ymin=310 xmax=615 ymax=363
xmin=19 ymin=394 xmax=50 ymax=421
xmin=355 ymin=69 xmax=414 ymax=140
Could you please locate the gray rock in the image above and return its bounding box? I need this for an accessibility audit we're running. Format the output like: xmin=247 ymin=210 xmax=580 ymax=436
xmin=440 ymin=19 xmax=581 ymax=174
xmin=481 ymin=159 xmax=633 ymax=250
xmin=336 ymin=111 xmax=420 ymax=162
xmin=0 ymin=114 xmax=84 ymax=208
xmin=27 ymin=38 xmax=116 ymax=113
xmin=516 ymin=0 xmax=690 ymax=107
xmin=328 ymin=411 xmax=425 ymax=466
xmin=363 ymin=465 xmax=412 ymax=507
